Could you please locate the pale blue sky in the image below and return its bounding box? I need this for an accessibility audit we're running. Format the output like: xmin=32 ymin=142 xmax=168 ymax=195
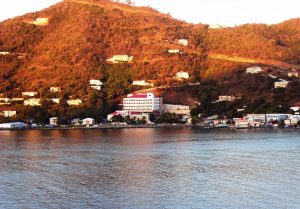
xmin=0 ymin=0 xmax=299 ymax=25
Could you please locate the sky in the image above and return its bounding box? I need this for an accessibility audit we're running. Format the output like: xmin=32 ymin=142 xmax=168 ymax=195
xmin=0 ymin=0 xmax=299 ymax=25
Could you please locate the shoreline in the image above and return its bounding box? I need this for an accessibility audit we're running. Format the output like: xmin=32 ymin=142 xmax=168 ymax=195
xmin=0 ymin=124 xmax=299 ymax=131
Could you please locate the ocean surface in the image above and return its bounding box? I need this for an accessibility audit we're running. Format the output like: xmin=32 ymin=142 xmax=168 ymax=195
xmin=0 ymin=128 xmax=299 ymax=209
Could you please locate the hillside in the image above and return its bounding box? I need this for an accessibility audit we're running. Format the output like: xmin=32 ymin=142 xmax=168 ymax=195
xmin=0 ymin=0 xmax=299 ymax=122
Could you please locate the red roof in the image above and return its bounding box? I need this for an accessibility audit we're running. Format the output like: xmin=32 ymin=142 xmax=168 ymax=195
xmin=126 ymin=94 xmax=148 ymax=98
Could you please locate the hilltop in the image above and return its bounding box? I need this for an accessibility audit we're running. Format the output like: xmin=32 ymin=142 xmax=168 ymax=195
xmin=0 ymin=0 xmax=299 ymax=122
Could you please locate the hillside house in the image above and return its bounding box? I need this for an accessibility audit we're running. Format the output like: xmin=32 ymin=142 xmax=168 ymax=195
xmin=168 ymin=49 xmax=181 ymax=54
xmin=132 ymin=80 xmax=154 ymax=87
xmin=288 ymin=71 xmax=299 ymax=78
xmin=30 ymin=18 xmax=49 ymax=26
xmin=274 ymin=80 xmax=289 ymax=88
xmin=178 ymin=39 xmax=188 ymax=46
xmin=2 ymin=111 xmax=17 ymax=118
xmin=163 ymin=104 xmax=190 ymax=116
xmin=106 ymin=55 xmax=133 ymax=63
xmin=209 ymin=24 xmax=228 ymax=29
xmin=0 ymin=52 xmax=10 ymax=55
xmin=218 ymin=96 xmax=238 ymax=102
xmin=67 ymin=99 xmax=82 ymax=106
xmin=22 ymin=92 xmax=38 ymax=97
xmin=50 ymin=87 xmax=61 ymax=92
xmin=50 ymin=98 xmax=60 ymax=104
xmin=90 ymin=80 xmax=103 ymax=86
xmin=175 ymin=71 xmax=189 ymax=80
xmin=24 ymin=99 xmax=41 ymax=106
xmin=246 ymin=67 xmax=262 ymax=74
xmin=290 ymin=106 xmax=300 ymax=112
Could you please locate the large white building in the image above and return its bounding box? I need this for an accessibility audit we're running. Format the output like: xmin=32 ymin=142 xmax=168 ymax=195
xmin=245 ymin=114 xmax=291 ymax=123
xmin=123 ymin=92 xmax=162 ymax=113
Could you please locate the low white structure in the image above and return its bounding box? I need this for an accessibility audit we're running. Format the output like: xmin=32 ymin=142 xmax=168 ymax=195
xmin=288 ymin=71 xmax=299 ymax=78
xmin=175 ymin=71 xmax=189 ymax=80
xmin=22 ymin=92 xmax=38 ymax=97
xmin=49 ymin=117 xmax=58 ymax=126
xmin=178 ymin=39 xmax=188 ymax=46
xmin=82 ymin=118 xmax=95 ymax=126
xmin=209 ymin=24 xmax=228 ymax=29
xmin=50 ymin=87 xmax=61 ymax=92
xmin=168 ymin=49 xmax=181 ymax=54
xmin=245 ymin=114 xmax=291 ymax=123
xmin=163 ymin=104 xmax=190 ymax=115
xmin=285 ymin=115 xmax=300 ymax=125
xmin=107 ymin=110 xmax=150 ymax=123
xmin=2 ymin=111 xmax=17 ymax=118
xmin=24 ymin=99 xmax=41 ymax=106
xmin=246 ymin=67 xmax=262 ymax=74
xmin=0 ymin=122 xmax=26 ymax=129
xmin=132 ymin=80 xmax=153 ymax=87
xmin=274 ymin=81 xmax=289 ymax=88
xmin=234 ymin=118 xmax=249 ymax=128
xmin=50 ymin=98 xmax=60 ymax=104
xmin=90 ymin=80 xmax=103 ymax=86
xmin=67 ymin=99 xmax=82 ymax=106
xmin=107 ymin=55 xmax=133 ymax=63
xmin=0 ymin=52 xmax=10 ymax=55
xmin=218 ymin=96 xmax=238 ymax=102
xmin=30 ymin=18 xmax=49 ymax=26
xmin=290 ymin=106 xmax=300 ymax=112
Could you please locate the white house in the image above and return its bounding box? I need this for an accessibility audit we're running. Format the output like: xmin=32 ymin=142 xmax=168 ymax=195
xmin=246 ymin=67 xmax=262 ymax=74
xmin=178 ymin=39 xmax=189 ymax=46
xmin=175 ymin=71 xmax=189 ymax=80
xmin=24 ymin=99 xmax=41 ymax=106
xmin=90 ymin=80 xmax=103 ymax=86
xmin=31 ymin=18 xmax=49 ymax=26
xmin=67 ymin=99 xmax=82 ymax=106
xmin=22 ymin=92 xmax=38 ymax=97
xmin=50 ymin=87 xmax=61 ymax=92
xmin=90 ymin=85 xmax=102 ymax=91
xmin=106 ymin=55 xmax=133 ymax=63
xmin=123 ymin=92 xmax=162 ymax=113
xmin=290 ymin=106 xmax=300 ymax=112
xmin=82 ymin=118 xmax=95 ymax=126
xmin=288 ymin=71 xmax=299 ymax=78
xmin=163 ymin=104 xmax=190 ymax=115
xmin=132 ymin=80 xmax=154 ymax=87
xmin=234 ymin=118 xmax=249 ymax=128
xmin=49 ymin=98 xmax=60 ymax=104
xmin=49 ymin=117 xmax=58 ymax=126
xmin=2 ymin=111 xmax=17 ymax=118
xmin=218 ymin=96 xmax=238 ymax=102
xmin=274 ymin=81 xmax=289 ymax=88
xmin=0 ymin=52 xmax=10 ymax=55
xmin=168 ymin=49 xmax=181 ymax=54
xmin=0 ymin=122 xmax=26 ymax=129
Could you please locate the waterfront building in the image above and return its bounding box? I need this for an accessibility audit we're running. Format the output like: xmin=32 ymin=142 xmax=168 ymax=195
xmin=107 ymin=110 xmax=150 ymax=123
xmin=123 ymin=92 xmax=162 ymax=113
xmin=82 ymin=118 xmax=95 ymax=126
xmin=0 ymin=122 xmax=26 ymax=129
xmin=234 ymin=118 xmax=249 ymax=128
xmin=49 ymin=117 xmax=58 ymax=126
xmin=245 ymin=114 xmax=291 ymax=123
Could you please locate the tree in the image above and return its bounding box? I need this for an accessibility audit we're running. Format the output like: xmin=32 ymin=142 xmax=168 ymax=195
xmin=111 ymin=115 xmax=125 ymax=123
